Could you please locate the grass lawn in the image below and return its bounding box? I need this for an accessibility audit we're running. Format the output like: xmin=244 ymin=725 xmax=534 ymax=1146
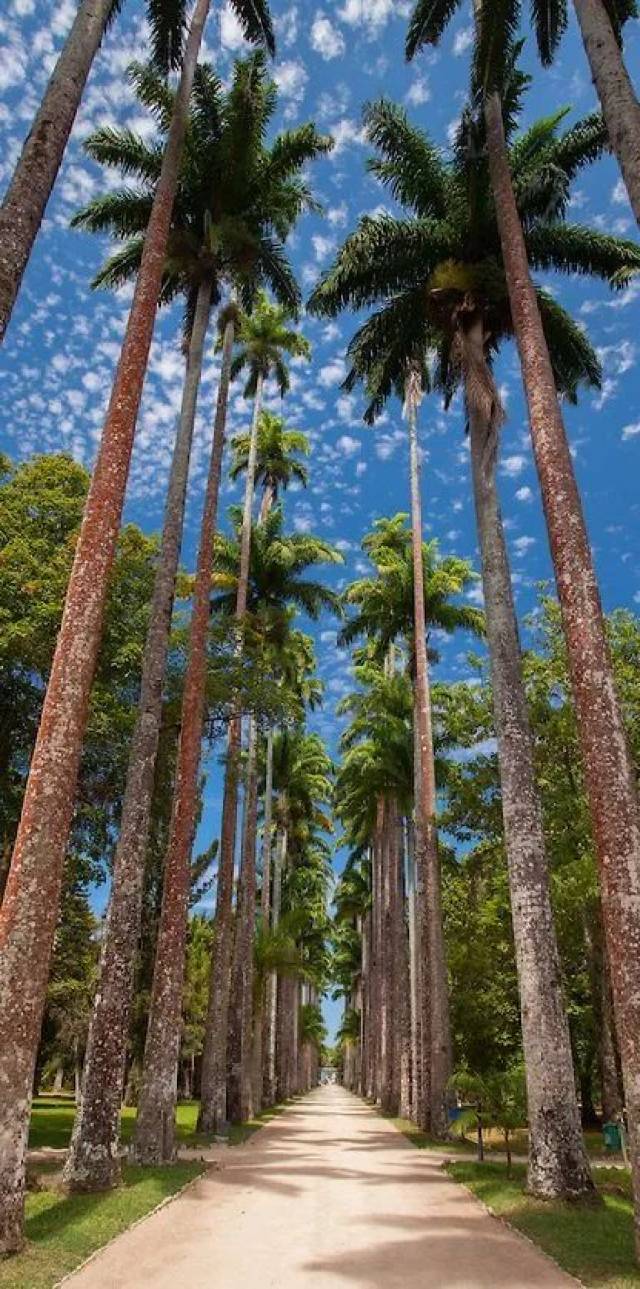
xmin=28 ymin=1096 xmax=294 ymax=1154
xmin=389 ymin=1113 xmax=626 ymax=1166
xmin=0 ymin=1162 xmax=203 ymax=1289
xmin=446 ymin=1160 xmax=638 ymax=1288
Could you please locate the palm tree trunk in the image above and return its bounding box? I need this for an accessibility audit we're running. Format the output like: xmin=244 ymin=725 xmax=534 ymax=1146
xmin=405 ymin=380 xmax=450 ymax=1138
xmin=63 ymin=278 xmax=213 ymax=1193
xmin=465 ymin=315 xmax=594 ymax=1198
xmin=485 ymin=91 xmax=640 ymax=1235
xmin=572 ymin=0 xmax=640 ymax=225
xmin=264 ymin=822 xmax=286 ymax=1104
xmin=198 ymin=373 xmax=264 ymax=1131
xmin=0 ymin=0 xmax=114 ymax=343
xmin=0 ymin=2 xmax=212 ymax=1250
xmin=132 ymin=309 xmax=234 ymax=1166
xmin=261 ymin=729 xmax=275 ymax=926
xmin=227 ymin=715 xmax=258 ymax=1123
xmin=405 ymin=818 xmax=420 ymax=1124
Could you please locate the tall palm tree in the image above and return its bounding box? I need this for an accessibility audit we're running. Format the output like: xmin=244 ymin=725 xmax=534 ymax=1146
xmin=197 ymin=300 xmax=315 ymax=1132
xmin=309 ymin=82 xmax=640 ymax=1194
xmin=202 ymin=509 xmax=341 ymax=1123
xmin=407 ymin=5 xmax=640 ymax=1231
xmin=0 ymin=0 xmax=189 ymax=344
xmin=133 ymin=221 xmax=327 ymax=1167
xmin=407 ymin=0 xmax=640 ymax=225
xmin=337 ymin=524 xmax=482 ymax=1129
xmin=63 ymin=52 xmax=326 ymax=1192
xmin=230 ymin=411 xmax=310 ymax=521
xmin=0 ymin=1 xmax=274 ymax=1254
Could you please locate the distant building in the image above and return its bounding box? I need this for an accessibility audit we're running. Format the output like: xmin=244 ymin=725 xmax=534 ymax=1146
xmin=319 ymin=1067 xmax=338 ymax=1085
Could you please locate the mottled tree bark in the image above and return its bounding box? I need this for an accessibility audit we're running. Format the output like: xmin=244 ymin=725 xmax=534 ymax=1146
xmin=406 ymin=381 xmax=450 ymax=1137
xmin=486 ymin=92 xmax=640 ymax=1237
xmin=0 ymin=0 xmax=113 ymax=343
xmin=227 ymin=716 xmax=258 ymax=1124
xmin=572 ymin=0 xmax=640 ymax=226
xmin=0 ymin=2 xmax=212 ymax=1250
xmin=133 ymin=312 xmax=234 ymax=1165
xmin=264 ymin=823 xmax=286 ymax=1106
xmin=198 ymin=373 xmax=264 ymax=1131
xmin=466 ymin=314 xmax=594 ymax=1198
xmin=63 ymin=278 xmax=213 ymax=1193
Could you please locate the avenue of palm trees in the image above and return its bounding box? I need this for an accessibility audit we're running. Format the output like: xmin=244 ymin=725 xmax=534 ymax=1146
xmin=1 ymin=0 xmax=640 ymax=1274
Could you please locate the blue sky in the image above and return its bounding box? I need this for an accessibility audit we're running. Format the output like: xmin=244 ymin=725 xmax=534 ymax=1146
xmin=1 ymin=1 xmax=639 ymax=1040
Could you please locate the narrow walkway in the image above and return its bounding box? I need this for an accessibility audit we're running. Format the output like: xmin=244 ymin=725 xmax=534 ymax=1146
xmin=68 ymin=1086 xmax=575 ymax=1287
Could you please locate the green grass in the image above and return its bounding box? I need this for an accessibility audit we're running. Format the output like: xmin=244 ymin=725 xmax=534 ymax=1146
xmin=446 ymin=1160 xmax=638 ymax=1287
xmin=0 ymin=1163 xmax=203 ymax=1289
xmin=388 ymin=1113 xmax=625 ymax=1164
xmin=29 ymin=1096 xmax=293 ymax=1154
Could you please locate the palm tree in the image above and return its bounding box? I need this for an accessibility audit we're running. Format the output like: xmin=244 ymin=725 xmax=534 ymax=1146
xmin=230 ymin=411 xmax=310 ymax=521
xmin=337 ymin=535 xmax=481 ymax=1128
xmin=202 ymin=509 xmax=341 ymax=1123
xmin=196 ymin=300 xmax=315 ymax=1133
xmin=64 ymin=53 xmax=322 ymax=1193
xmin=406 ymin=0 xmax=640 ymax=226
xmin=407 ymin=7 xmax=640 ymax=1228
xmin=308 ymin=82 xmax=640 ymax=1194
xmin=0 ymin=0 xmax=190 ymax=344
xmin=133 ymin=231 xmax=328 ymax=1168
xmin=0 ymin=1 xmax=274 ymax=1254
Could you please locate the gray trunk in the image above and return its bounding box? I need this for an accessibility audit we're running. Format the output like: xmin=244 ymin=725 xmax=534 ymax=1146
xmin=573 ymin=0 xmax=640 ymax=226
xmin=227 ymin=716 xmax=258 ymax=1124
xmin=406 ymin=387 xmax=450 ymax=1137
xmin=63 ymin=279 xmax=213 ymax=1192
xmin=485 ymin=91 xmax=640 ymax=1239
xmin=264 ymin=824 xmax=287 ymax=1105
xmin=261 ymin=729 xmax=274 ymax=926
xmin=0 ymin=0 xmax=114 ymax=342
xmin=466 ymin=315 xmax=594 ymax=1199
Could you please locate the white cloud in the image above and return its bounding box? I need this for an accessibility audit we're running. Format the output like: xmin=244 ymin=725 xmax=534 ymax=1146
xmin=515 ymin=485 xmax=533 ymax=502
xmin=501 ymin=454 xmax=527 ymax=477
xmin=318 ymin=358 xmax=346 ymax=386
xmin=622 ymin=421 xmax=640 ymax=441
xmin=220 ymin=4 xmax=248 ymax=50
xmin=274 ymin=59 xmax=308 ymax=112
xmin=406 ymin=77 xmax=431 ymax=107
xmin=312 ymin=233 xmax=336 ymax=262
xmin=338 ymin=0 xmax=411 ymax=32
xmin=329 ymin=118 xmax=366 ymax=156
xmin=336 ymin=434 xmax=361 ymax=456
xmin=453 ymin=25 xmax=474 ymax=55
xmin=513 ymin=535 xmax=536 ymax=555
xmin=310 ymin=12 xmax=345 ymax=59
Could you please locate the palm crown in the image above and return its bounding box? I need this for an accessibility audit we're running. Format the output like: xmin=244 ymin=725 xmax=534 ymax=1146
xmin=230 ymin=292 xmax=312 ymax=397
xmin=308 ymin=78 xmax=640 ymax=421
xmin=340 ymin=516 xmax=484 ymax=662
xmin=405 ymin=0 xmax=637 ymax=91
xmin=73 ymin=56 xmax=331 ymax=328
xmin=230 ymin=411 xmax=310 ymax=503
xmin=212 ymin=505 xmax=343 ymax=623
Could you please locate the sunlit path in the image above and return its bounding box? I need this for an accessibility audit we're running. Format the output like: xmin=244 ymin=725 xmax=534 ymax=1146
xmin=68 ymin=1086 xmax=575 ymax=1288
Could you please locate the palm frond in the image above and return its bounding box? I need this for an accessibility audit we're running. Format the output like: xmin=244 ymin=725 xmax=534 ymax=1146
xmin=146 ymin=0 xmax=188 ymax=73
xmin=83 ymin=126 xmax=164 ymax=181
xmin=526 ymin=222 xmax=640 ymax=285
xmin=473 ymin=0 xmax=521 ymax=98
xmin=230 ymin=0 xmax=276 ymax=55
xmin=364 ymin=99 xmax=448 ymax=220
xmin=405 ymin=0 xmax=464 ymax=58
xmin=71 ymin=190 xmax=154 ymax=238
xmin=536 ymin=289 xmax=602 ymax=400
xmin=531 ymin=0 xmax=567 ymax=65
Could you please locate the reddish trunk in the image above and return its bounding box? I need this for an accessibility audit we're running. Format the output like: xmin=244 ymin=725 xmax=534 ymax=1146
xmin=63 ymin=278 xmax=213 ymax=1192
xmin=486 ymin=91 xmax=640 ymax=1242
xmin=0 ymin=3 xmax=211 ymax=1249
xmin=0 ymin=0 xmax=113 ymax=343
xmin=133 ymin=311 xmax=234 ymax=1165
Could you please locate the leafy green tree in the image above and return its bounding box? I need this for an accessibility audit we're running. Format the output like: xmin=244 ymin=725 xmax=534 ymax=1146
xmin=230 ymin=411 xmax=310 ymax=522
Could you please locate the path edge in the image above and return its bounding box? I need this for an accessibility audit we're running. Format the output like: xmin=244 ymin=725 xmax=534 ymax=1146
xmin=54 ymin=1166 xmax=208 ymax=1287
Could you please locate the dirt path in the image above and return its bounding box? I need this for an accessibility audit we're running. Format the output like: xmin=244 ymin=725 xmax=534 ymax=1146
xmin=67 ymin=1086 xmax=576 ymax=1287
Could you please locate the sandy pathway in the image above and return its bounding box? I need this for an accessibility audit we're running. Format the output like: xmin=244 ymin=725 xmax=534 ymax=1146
xmin=67 ymin=1085 xmax=576 ymax=1287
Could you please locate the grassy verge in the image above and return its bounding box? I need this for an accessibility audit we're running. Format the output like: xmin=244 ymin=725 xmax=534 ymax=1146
xmin=388 ymin=1113 xmax=625 ymax=1165
xmin=446 ymin=1160 xmax=638 ymax=1288
xmin=0 ymin=1162 xmax=203 ymax=1289
xmin=29 ymin=1096 xmax=295 ymax=1154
